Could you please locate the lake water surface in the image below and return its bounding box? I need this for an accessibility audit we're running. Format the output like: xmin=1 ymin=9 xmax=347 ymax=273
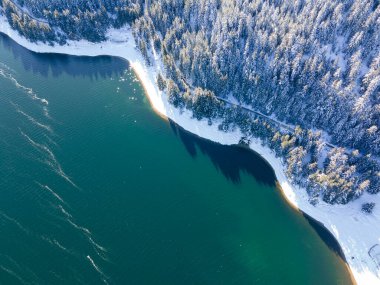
xmin=0 ymin=33 xmax=353 ymax=284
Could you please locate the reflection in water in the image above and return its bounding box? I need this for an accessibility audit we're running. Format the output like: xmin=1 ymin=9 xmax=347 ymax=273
xmin=170 ymin=119 xmax=350 ymax=266
xmin=0 ymin=32 xmax=354 ymax=285
xmin=303 ymin=213 xmax=347 ymax=261
xmin=0 ymin=34 xmax=128 ymax=79
xmin=169 ymin=120 xmax=276 ymax=186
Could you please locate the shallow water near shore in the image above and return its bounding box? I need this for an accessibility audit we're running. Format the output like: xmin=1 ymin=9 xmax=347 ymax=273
xmin=0 ymin=33 xmax=353 ymax=284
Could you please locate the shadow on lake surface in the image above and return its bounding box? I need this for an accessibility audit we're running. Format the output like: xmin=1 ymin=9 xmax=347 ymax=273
xmin=0 ymin=33 xmax=128 ymax=79
xmin=169 ymin=120 xmax=276 ymax=187
xmin=170 ymin=119 xmax=349 ymax=265
xmin=302 ymin=213 xmax=347 ymax=262
xmin=2 ymin=31 xmax=351 ymax=278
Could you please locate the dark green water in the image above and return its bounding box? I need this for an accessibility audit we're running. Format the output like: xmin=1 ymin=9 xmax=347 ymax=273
xmin=0 ymin=33 xmax=353 ymax=285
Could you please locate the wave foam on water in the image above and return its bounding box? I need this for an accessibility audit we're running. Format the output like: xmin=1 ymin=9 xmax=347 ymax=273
xmin=57 ymin=205 xmax=108 ymax=261
xmin=0 ymin=265 xmax=28 ymax=285
xmin=0 ymin=254 xmax=40 ymax=283
xmin=0 ymin=67 xmax=50 ymax=117
xmin=35 ymin=182 xmax=66 ymax=205
xmin=0 ymin=61 xmax=16 ymax=73
xmin=0 ymin=68 xmax=49 ymax=104
xmin=40 ymin=235 xmax=74 ymax=256
xmin=0 ymin=211 xmax=30 ymax=235
xmin=20 ymin=130 xmax=80 ymax=190
xmin=11 ymin=101 xmax=53 ymax=133
xmin=87 ymin=255 xmax=109 ymax=284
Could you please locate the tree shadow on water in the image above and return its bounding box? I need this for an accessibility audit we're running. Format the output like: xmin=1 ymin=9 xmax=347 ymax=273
xmin=169 ymin=120 xmax=276 ymax=187
xmin=0 ymin=33 xmax=128 ymax=79
xmin=302 ymin=213 xmax=348 ymax=262
xmin=170 ymin=120 xmax=351 ymax=273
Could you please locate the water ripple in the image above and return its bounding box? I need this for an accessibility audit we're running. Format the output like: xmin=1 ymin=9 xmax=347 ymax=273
xmin=0 ymin=67 xmax=50 ymax=117
xmin=11 ymin=101 xmax=53 ymax=133
xmin=20 ymin=130 xmax=80 ymax=190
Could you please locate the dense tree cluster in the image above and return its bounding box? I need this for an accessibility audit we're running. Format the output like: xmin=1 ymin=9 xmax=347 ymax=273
xmin=1 ymin=0 xmax=55 ymax=42
xmin=145 ymin=0 xmax=380 ymax=154
xmin=135 ymin=0 xmax=380 ymax=204
xmin=217 ymin=104 xmax=379 ymax=204
xmin=2 ymin=0 xmax=379 ymax=205
xmin=1 ymin=0 xmax=142 ymax=42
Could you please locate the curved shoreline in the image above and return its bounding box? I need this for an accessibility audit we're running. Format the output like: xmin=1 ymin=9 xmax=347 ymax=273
xmin=173 ymin=122 xmax=356 ymax=284
xmin=1 ymin=17 xmax=379 ymax=285
xmin=275 ymin=179 xmax=357 ymax=284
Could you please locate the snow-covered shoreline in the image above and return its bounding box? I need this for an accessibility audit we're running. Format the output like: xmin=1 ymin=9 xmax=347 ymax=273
xmin=1 ymin=16 xmax=379 ymax=285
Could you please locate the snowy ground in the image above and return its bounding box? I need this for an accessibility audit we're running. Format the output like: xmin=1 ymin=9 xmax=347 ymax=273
xmin=1 ymin=15 xmax=379 ymax=285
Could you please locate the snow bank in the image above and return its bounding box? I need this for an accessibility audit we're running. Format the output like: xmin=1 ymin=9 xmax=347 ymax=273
xmin=1 ymin=15 xmax=379 ymax=285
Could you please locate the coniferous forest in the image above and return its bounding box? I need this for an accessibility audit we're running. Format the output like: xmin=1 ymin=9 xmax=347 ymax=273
xmin=1 ymin=0 xmax=380 ymax=206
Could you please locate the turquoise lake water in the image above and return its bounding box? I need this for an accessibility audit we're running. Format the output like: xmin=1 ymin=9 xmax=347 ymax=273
xmin=0 ymin=33 xmax=353 ymax=284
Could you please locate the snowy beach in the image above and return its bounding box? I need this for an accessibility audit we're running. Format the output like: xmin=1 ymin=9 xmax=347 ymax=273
xmin=1 ymin=15 xmax=379 ymax=285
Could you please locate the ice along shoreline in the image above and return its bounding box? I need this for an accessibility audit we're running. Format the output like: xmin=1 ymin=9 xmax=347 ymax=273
xmin=1 ymin=16 xmax=379 ymax=285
